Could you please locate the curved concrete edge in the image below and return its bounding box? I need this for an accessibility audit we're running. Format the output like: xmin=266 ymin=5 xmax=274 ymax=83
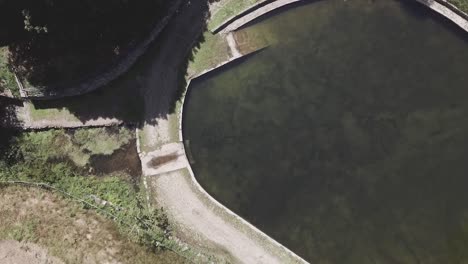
xmin=210 ymin=0 xmax=273 ymax=33
xmin=436 ymin=0 xmax=468 ymax=21
xmin=174 ymin=1 xmax=468 ymax=262
xmin=416 ymin=0 xmax=468 ymax=32
xmin=220 ymin=0 xmax=306 ymax=34
xmin=190 ymin=46 xmax=267 ymax=81
xmin=21 ymin=0 xmax=184 ymax=100
xmin=217 ymin=0 xmax=468 ymax=34
xmin=177 ymin=78 xmax=308 ymax=263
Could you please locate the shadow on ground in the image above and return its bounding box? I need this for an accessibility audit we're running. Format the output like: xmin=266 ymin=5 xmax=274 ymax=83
xmin=0 ymin=97 xmax=21 ymax=158
xmin=31 ymin=0 xmax=222 ymax=127
xmin=10 ymin=0 xmax=468 ymax=126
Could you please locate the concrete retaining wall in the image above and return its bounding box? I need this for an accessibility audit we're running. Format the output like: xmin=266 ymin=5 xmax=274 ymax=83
xmin=217 ymin=0 xmax=468 ymax=34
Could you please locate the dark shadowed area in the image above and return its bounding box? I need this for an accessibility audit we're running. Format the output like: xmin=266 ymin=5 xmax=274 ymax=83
xmin=0 ymin=0 xmax=171 ymax=90
xmin=29 ymin=0 xmax=219 ymax=127
xmin=0 ymin=97 xmax=21 ymax=158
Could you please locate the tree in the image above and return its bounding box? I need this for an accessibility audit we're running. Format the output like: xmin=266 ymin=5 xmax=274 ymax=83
xmin=0 ymin=0 xmax=168 ymax=88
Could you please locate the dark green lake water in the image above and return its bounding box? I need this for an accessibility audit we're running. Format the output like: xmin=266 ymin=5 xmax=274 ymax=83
xmin=183 ymin=0 xmax=468 ymax=262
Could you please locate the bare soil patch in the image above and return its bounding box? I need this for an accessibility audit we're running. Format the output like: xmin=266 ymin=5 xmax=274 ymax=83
xmin=0 ymin=186 xmax=186 ymax=264
xmin=0 ymin=240 xmax=63 ymax=264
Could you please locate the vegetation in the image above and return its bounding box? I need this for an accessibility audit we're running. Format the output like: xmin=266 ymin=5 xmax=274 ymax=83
xmin=0 ymin=129 xmax=176 ymax=255
xmin=27 ymin=102 xmax=82 ymax=123
xmin=27 ymin=68 xmax=145 ymax=124
xmin=0 ymin=0 xmax=170 ymax=90
xmin=0 ymin=186 xmax=186 ymax=263
xmin=188 ymin=32 xmax=231 ymax=77
xmin=15 ymin=128 xmax=132 ymax=167
xmin=208 ymin=0 xmax=265 ymax=31
xmin=74 ymin=127 xmax=132 ymax=156
xmin=0 ymin=48 xmax=17 ymax=96
xmin=449 ymin=0 xmax=468 ymax=13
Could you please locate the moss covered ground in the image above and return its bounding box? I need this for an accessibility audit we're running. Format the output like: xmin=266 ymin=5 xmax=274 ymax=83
xmin=449 ymin=0 xmax=468 ymax=13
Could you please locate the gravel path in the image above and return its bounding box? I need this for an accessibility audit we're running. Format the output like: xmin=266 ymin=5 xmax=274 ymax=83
xmin=149 ymin=169 xmax=284 ymax=264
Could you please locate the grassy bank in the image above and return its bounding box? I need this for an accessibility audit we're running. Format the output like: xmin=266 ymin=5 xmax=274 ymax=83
xmin=0 ymin=47 xmax=18 ymax=97
xmin=448 ymin=0 xmax=468 ymax=13
xmin=188 ymin=32 xmax=231 ymax=77
xmin=0 ymin=128 xmax=190 ymax=261
xmin=209 ymin=0 xmax=266 ymax=31
xmin=16 ymin=127 xmax=132 ymax=167
xmin=0 ymin=186 xmax=186 ymax=264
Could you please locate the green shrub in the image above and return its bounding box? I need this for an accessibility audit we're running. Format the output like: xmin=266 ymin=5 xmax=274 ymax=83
xmin=0 ymin=47 xmax=18 ymax=96
xmin=12 ymin=127 xmax=133 ymax=168
xmin=73 ymin=127 xmax=132 ymax=155
xmin=0 ymin=129 xmax=172 ymax=251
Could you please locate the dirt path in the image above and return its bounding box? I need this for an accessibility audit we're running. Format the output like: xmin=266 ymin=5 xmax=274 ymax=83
xmin=149 ymin=169 xmax=285 ymax=264
xmin=226 ymin=33 xmax=242 ymax=57
xmin=0 ymin=240 xmax=64 ymax=264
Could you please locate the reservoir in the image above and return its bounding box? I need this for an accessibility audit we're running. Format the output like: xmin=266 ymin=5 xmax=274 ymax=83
xmin=183 ymin=0 xmax=468 ymax=262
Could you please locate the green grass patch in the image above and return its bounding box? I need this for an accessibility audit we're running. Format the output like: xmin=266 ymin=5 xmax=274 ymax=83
xmin=0 ymin=129 xmax=180 ymax=256
xmin=0 ymin=186 xmax=186 ymax=264
xmin=208 ymin=0 xmax=265 ymax=31
xmin=0 ymin=47 xmax=19 ymax=97
xmin=15 ymin=127 xmax=133 ymax=167
xmin=188 ymin=32 xmax=231 ymax=77
xmin=28 ymin=102 xmax=82 ymax=123
xmin=6 ymin=219 xmax=39 ymax=242
xmin=74 ymin=127 xmax=132 ymax=155
xmin=449 ymin=0 xmax=468 ymax=13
